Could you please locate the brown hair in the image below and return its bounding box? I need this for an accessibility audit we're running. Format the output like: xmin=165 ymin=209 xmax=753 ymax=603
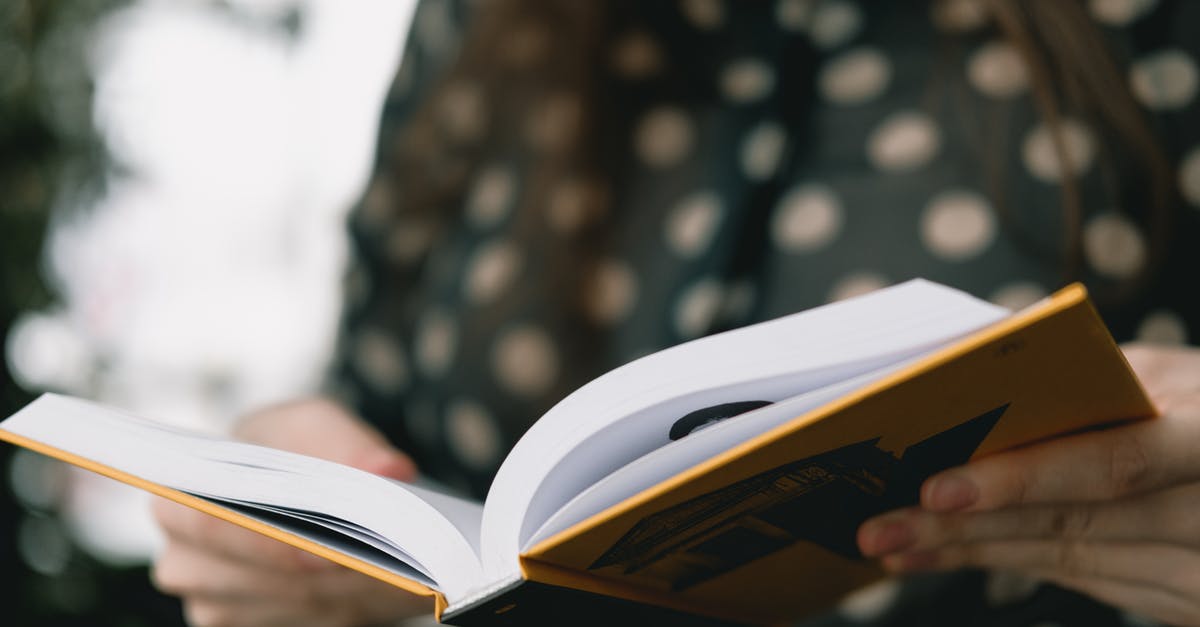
xmin=982 ymin=0 xmax=1173 ymax=301
xmin=387 ymin=0 xmax=1174 ymax=305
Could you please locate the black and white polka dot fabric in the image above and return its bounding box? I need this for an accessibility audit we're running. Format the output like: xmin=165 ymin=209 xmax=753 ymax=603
xmin=330 ymin=1 xmax=1200 ymax=625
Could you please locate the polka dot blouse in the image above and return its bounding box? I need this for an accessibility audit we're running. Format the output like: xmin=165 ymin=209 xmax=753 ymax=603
xmin=329 ymin=1 xmax=1200 ymax=625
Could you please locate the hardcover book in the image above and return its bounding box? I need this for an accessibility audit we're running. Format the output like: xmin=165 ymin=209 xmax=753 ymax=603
xmin=0 ymin=279 xmax=1154 ymax=625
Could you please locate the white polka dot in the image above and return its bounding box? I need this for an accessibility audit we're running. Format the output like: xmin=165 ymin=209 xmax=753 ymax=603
xmin=1136 ymin=310 xmax=1189 ymax=345
xmin=968 ymin=42 xmax=1028 ymax=98
xmin=635 ymin=106 xmax=695 ymax=168
xmin=548 ymin=178 xmax=604 ymax=233
xmin=775 ymin=0 xmax=812 ymax=31
xmin=741 ymin=121 xmax=787 ymax=180
xmin=492 ymin=325 xmax=559 ymax=397
xmin=1022 ymin=119 xmax=1096 ymax=182
xmin=838 ymin=579 xmax=901 ymax=621
xmin=666 ymin=191 xmax=724 ymax=258
xmin=1089 ymin=0 xmax=1158 ymax=25
xmin=921 ymin=190 xmax=996 ymax=261
xmin=867 ymin=111 xmax=941 ymax=171
xmin=501 ymin=20 xmax=548 ymax=68
xmin=415 ymin=308 xmax=457 ymax=377
xmin=1180 ymin=146 xmax=1200 ymax=207
xmin=720 ymin=58 xmax=776 ymax=103
xmin=386 ymin=221 xmax=434 ymax=263
xmin=464 ymin=240 xmax=522 ymax=304
xmin=585 ymin=259 xmax=638 ymax=325
xmin=984 ymin=571 xmax=1041 ymax=607
xmin=360 ymin=178 xmax=397 ymax=227
xmin=439 ymin=80 xmax=486 ymax=141
xmin=771 ymin=183 xmax=843 ymax=253
xmin=720 ymin=279 xmax=758 ymax=322
xmin=828 ymin=272 xmax=889 ymax=302
xmin=1083 ymin=212 xmax=1147 ymax=279
xmin=526 ymin=93 xmax=581 ymax=152
xmin=1130 ymin=50 xmax=1199 ymax=110
xmin=611 ymin=31 xmax=663 ymax=79
xmin=819 ymin=47 xmax=892 ymax=105
xmin=675 ymin=278 xmax=724 ymax=338
xmin=679 ymin=0 xmax=725 ymax=30
xmin=445 ymin=399 xmax=503 ymax=470
xmin=809 ymin=0 xmax=863 ymax=50
xmin=989 ymin=282 xmax=1048 ymax=311
xmin=352 ymin=329 xmax=409 ymax=394
xmin=931 ymin=0 xmax=989 ymax=33
xmin=466 ymin=166 xmax=515 ymax=228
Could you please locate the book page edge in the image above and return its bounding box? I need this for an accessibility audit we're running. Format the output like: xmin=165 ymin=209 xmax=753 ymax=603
xmin=0 ymin=428 xmax=443 ymax=605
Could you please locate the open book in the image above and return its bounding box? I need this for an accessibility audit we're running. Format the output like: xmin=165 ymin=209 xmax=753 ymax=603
xmin=0 ymin=279 xmax=1154 ymax=625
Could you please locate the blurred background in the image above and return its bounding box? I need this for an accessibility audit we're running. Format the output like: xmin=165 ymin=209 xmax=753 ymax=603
xmin=0 ymin=0 xmax=418 ymax=623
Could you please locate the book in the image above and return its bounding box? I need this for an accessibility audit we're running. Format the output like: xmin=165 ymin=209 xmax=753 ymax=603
xmin=0 ymin=279 xmax=1154 ymax=626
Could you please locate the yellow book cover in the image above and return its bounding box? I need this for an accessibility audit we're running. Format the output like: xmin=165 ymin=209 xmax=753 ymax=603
xmin=500 ymin=283 xmax=1153 ymax=625
xmin=0 ymin=281 xmax=1153 ymax=626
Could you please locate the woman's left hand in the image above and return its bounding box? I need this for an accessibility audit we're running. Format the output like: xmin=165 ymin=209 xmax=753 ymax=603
xmin=857 ymin=343 xmax=1200 ymax=627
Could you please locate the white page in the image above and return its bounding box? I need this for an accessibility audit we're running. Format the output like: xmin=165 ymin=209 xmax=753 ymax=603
xmin=523 ymin=362 xmax=910 ymax=548
xmin=478 ymin=280 xmax=1010 ymax=585
xmin=213 ymin=498 xmax=437 ymax=580
xmin=0 ymin=394 xmax=485 ymax=600
xmin=192 ymin=439 xmax=486 ymax=558
xmin=204 ymin=497 xmax=438 ymax=589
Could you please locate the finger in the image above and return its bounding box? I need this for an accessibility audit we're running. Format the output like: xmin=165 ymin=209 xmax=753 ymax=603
xmin=153 ymin=539 xmax=322 ymax=604
xmin=1121 ymin=343 xmax=1200 ymax=411
xmin=882 ymin=540 xmax=1200 ymax=595
xmin=862 ymin=484 xmax=1200 ymax=556
xmin=182 ymin=597 xmax=340 ymax=627
xmin=152 ymin=498 xmax=332 ymax=572
xmin=181 ymin=582 xmax=427 ymax=627
xmin=920 ymin=411 xmax=1200 ymax=513
xmin=183 ymin=598 xmax=304 ymax=627
xmin=234 ymin=398 xmax=417 ymax=480
xmin=159 ymin=542 xmax=434 ymax=627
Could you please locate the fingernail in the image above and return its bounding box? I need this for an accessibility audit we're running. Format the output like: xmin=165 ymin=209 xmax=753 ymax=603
xmin=925 ymin=474 xmax=978 ymax=512
xmin=882 ymin=550 xmax=939 ymax=573
xmin=861 ymin=520 xmax=916 ymax=556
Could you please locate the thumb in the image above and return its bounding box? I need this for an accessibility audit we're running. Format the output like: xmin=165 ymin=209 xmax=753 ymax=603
xmin=353 ymin=442 xmax=419 ymax=482
xmin=235 ymin=398 xmax=419 ymax=481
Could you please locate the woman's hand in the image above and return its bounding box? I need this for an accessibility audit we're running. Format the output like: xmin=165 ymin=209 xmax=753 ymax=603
xmin=150 ymin=398 xmax=432 ymax=627
xmin=857 ymin=343 xmax=1200 ymax=627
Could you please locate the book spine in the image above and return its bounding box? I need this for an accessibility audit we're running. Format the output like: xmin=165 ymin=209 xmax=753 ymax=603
xmin=439 ymin=578 xmax=758 ymax=626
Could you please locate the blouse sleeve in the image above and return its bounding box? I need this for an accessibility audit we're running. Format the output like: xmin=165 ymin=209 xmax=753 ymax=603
xmin=319 ymin=0 xmax=471 ymax=444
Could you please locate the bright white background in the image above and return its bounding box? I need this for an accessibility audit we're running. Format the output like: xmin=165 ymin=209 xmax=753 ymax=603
xmin=6 ymin=0 xmax=417 ymax=566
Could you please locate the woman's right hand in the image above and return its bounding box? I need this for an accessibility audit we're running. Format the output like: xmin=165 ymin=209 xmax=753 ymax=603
xmin=150 ymin=398 xmax=433 ymax=627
